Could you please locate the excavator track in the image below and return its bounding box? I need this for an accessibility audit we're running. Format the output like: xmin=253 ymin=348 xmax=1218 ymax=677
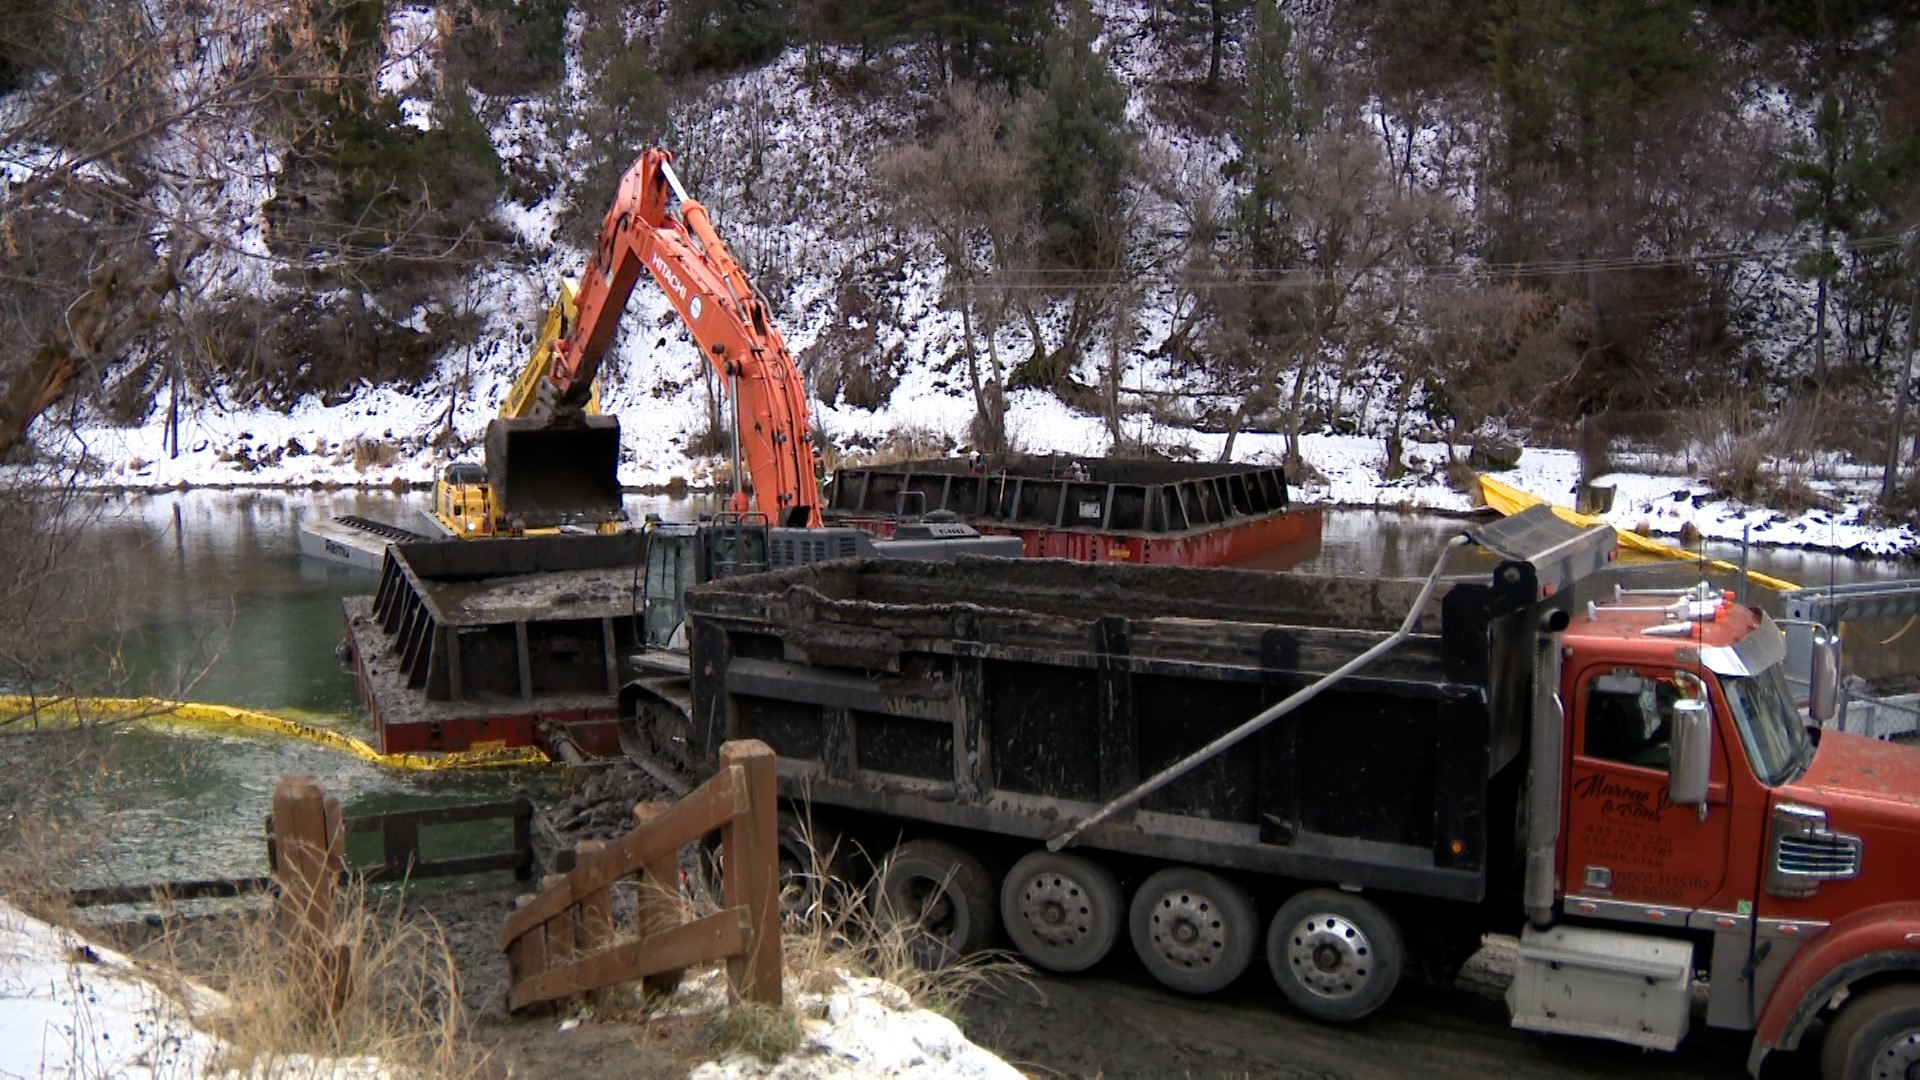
xmin=336 ymin=515 xmax=433 ymax=544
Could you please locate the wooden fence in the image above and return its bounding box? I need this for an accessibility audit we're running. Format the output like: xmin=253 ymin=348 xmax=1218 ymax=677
xmin=500 ymin=739 xmax=781 ymax=1013
xmin=63 ymin=791 xmax=534 ymax=909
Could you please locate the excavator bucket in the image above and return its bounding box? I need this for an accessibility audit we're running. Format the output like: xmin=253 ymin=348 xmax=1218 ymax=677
xmin=484 ymin=416 xmax=626 ymax=531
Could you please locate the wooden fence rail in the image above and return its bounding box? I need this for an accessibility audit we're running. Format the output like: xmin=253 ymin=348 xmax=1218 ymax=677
xmin=500 ymin=739 xmax=781 ymax=1013
xmin=64 ymin=792 xmax=534 ymax=909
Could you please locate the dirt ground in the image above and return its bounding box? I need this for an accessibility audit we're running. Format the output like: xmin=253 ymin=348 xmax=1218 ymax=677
xmin=429 ymin=882 xmax=1819 ymax=1080
xmin=92 ymin=756 xmax=1824 ymax=1080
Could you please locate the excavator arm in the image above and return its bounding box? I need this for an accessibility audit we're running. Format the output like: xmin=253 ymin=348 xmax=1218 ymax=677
xmin=523 ymin=147 xmax=822 ymax=528
xmin=500 ymin=281 xmax=600 ymax=420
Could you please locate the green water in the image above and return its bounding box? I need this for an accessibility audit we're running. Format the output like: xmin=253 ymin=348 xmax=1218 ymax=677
xmin=22 ymin=492 xmax=1909 ymax=889
xmin=27 ymin=489 xmax=708 ymax=887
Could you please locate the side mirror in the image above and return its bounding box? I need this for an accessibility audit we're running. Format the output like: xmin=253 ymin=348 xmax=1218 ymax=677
xmin=1809 ymin=628 xmax=1841 ymax=723
xmin=1669 ymin=697 xmax=1712 ymax=808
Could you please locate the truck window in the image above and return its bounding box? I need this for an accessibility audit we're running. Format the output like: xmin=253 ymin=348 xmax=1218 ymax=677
xmin=642 ymin=537 xmax=696 ymax=649
xmin=1582 ymin=672 xmax=1681 ymax=771
xmin=1719 ymin=664 xmax=1810 ymax=787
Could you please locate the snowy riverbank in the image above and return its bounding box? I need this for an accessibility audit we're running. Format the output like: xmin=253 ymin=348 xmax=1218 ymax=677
xmin=28 ymin=382 xmax=1917 ymax=560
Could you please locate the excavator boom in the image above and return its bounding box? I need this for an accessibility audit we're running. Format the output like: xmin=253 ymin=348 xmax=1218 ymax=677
xmin=496 ymin=147 xmax=823 ymax=528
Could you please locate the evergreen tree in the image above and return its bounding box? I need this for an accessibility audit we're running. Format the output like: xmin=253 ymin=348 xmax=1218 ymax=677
xmin=1230 ymin=0 xmax=1300 ymax=270
xmin=560 ymin=15 xmax=669 ymax=245
xmin=1490 ymin=0 xmax=1700 ymax=190
xmin=1786 ymin=81 xmax=1920 ymax=377
xmin=267 ymin=0 xmax=504 ymax=279
xmin=1020 ymin=0 xmax=1134 ymax=267
xmin=668 ymin=0 xmax=791 ymax=73
xmin=448 ymin=0 xmax=569 ymax=94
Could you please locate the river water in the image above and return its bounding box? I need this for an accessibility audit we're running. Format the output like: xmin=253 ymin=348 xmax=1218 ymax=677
xmin=24 ymin=491 xmax=1912 ymax=889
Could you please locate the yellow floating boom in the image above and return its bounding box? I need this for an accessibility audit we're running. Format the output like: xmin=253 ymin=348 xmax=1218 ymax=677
xmin=1476 ymin=473 xmax=1799 ymax=592
xmin=0 ymin=696 xmax=550 ymax=772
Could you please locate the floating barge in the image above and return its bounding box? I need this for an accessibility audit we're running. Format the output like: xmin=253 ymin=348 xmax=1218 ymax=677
xmin=342 ymin=534 xmax=644 ymax=757
xmin=344 ymin=458 xmax=1322 ymax=759
xmin=297 ymin=514 xmax=435 ymax=571
xmin=825 ymin=455 xmax=1321 ymax=567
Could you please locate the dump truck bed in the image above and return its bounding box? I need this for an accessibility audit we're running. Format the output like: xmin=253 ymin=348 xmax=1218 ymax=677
xmin=344 ymin=534 xmax=646 ymax=755
xmin=685 ymin=557 xmax=1519 ymax=902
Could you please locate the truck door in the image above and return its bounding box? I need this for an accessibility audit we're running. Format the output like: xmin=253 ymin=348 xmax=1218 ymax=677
xmin=1561 ymin=665 xmax=1732 ymax=916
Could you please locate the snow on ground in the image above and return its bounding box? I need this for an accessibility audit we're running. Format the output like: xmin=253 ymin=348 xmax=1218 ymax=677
xmin=0 ymin=899 xmax=218 ymax=1079
xmin=2 ymin=901 xmax=1023 ymax=1080
xmin=680 ymin=971 xmax=1022 ymax=1080
xmin=0 ymin=900 xmax=396 ymax=1080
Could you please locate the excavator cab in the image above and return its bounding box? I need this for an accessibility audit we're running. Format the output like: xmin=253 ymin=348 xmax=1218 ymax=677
xmin=484 ymin=416 xmax=626 ymax=533
xmin=431 ymin=462 xmax=495 ymax=537
xmin=636 ymin=516 xmax=773 ymax=650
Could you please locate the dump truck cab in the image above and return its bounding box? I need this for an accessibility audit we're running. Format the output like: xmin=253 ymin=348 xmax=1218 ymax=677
xmin=1535 ymin=581 xmax=1920 ymax=1076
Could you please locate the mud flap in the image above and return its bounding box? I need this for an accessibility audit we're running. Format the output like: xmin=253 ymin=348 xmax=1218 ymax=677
xmin=485 ymin=416 xmax=626 ymax=530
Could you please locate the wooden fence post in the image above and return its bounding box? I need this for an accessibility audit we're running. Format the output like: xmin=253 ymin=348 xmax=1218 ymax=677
xmin=719 ymin=740 xmax=781 ymax=1007
xmin=271 ymin=775 xmax=345 ymax=1016
xmin=541 ymin=872 xmax=575 ymax=995
xmin=631 ymin=802 xmax=685 ymax=998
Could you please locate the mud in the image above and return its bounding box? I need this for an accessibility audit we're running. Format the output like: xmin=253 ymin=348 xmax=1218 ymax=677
xmin=541 ymin=762 xmax=684 ymax=844
xmin=959 ymin=952 xmax=1804 ymax=1080
xmin=695 ymin=554 xmax=1451 ymax=632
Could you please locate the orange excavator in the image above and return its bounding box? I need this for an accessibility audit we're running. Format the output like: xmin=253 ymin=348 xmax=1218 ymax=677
xmin=487 ymin=146 xmax=824 ymax=531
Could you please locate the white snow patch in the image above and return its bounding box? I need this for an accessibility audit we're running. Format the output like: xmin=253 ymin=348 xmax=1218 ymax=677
xmin=683 ymin=971 xmax=1021 ymax=1080
xmin=0 ymin=900 xmax=387 ymax=1080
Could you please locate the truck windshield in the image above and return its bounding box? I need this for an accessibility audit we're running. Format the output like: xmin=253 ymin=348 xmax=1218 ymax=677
xmin=1720 ymin=664 xmax=1811 ymax=786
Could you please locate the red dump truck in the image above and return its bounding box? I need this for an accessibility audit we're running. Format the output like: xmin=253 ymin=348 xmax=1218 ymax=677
xmin=666 ymin=505 xmax=1920 ymax=1078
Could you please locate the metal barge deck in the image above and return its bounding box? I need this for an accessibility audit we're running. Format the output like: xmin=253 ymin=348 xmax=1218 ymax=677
xmin=825 ymin=454 xmax=1322 ymax=566
xmin=342 ymin=534 xmax=645 ymax=756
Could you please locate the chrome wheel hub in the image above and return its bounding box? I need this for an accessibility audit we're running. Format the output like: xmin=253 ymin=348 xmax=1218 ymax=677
xmin=1018 ymin=872 xmax=1096 ymax=949
xmin=1147 ymin=890 xmax=1228 ymax=969
xmin=1871 ymin=1029 xmax=1920 ymax=1080
xmin=1285 ymin=913 xmax=1374 ymax=1000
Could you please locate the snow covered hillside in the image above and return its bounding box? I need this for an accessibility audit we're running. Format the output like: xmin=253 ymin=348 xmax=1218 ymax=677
xmin=4 ymin=1 xmax=1916 ymax=556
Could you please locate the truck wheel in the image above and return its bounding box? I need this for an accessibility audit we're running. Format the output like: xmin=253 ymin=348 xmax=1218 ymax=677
xmin=1129 ymin=867 xmax=1257 ymax=994
xmin=1000 ymin=851 xmax=1124 ymax=973
xmin=1821 ymin=984 xmax=1920 ymax=1080
xmin=775 ymin=811 xmax=848 ymax=922
xmin=878 ymin=838 xmax=997 ymax=969
xmin=693 ymin=813 xmax=846 ymax=922
xmin=1267 ymin=888 xmax=1403 ymax=1023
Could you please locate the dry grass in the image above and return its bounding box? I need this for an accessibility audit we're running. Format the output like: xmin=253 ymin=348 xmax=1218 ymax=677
xmin=1689 ymin=402 xmax=1833 ymax=514
xmin=141 ymin=879 xmax=484 ymax=1080
xmin=601 ymin=816 xmax=1026 ymax=1061
xmin=779 ymin=820 xmax=1028 ymax=1023
xmin=826 ymin=424 xmax=957 ymax=472
xmin=348 ymin=439 xmax=398 ymax=472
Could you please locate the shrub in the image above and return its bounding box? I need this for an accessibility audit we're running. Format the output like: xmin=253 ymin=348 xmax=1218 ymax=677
xmin=667 ymin=0 xmax=791 ymax=74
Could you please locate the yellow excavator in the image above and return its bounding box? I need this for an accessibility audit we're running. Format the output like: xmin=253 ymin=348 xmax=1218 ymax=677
xmin=430 ymin=282 xmax=623 ymax=537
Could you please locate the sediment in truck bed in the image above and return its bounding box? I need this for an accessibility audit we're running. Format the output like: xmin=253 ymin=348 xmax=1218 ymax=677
xmin=692 ymin=554 xmax=1459 ymax=632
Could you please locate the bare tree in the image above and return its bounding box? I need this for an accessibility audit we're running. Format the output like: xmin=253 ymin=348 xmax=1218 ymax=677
xmin=879 ymin=83 xmax=1028 ymax=450
xmin=1214 ymin=124 xmax=1407 ymax=467
xmin=0 ymin=0 xmax=453 ymax=459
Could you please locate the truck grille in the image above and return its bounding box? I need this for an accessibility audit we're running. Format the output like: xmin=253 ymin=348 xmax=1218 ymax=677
xmin=1767 ymin=803 xmax=1861 ymax=899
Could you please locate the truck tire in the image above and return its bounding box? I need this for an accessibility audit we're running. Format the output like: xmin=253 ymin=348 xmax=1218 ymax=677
xmin=775 ymin=810 xmax=848 ymax=922
xmin=693 ymin=812 xmax=846 ymax=922
xmin=1000 ymin=851 xmax=1124 ymax=973
xmin=1267 ymin=888 xmax=1403 ymax=1023
xmin=1821 ymin=984 xmax=1920 ymax=1080
xmin=878 ymin=838 xmax=997 ymax=969
xmin=1129 ymin=867 xmax=1257 ymax=994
